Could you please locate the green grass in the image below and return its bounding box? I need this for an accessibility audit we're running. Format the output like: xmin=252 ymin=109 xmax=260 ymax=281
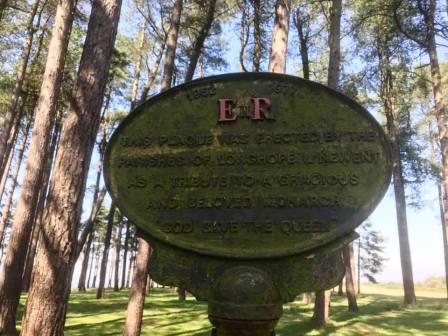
xmin=17 ymin=285 xmax=448 ymax=335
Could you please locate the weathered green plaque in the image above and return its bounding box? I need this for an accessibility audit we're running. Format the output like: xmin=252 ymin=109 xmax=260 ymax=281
xmin=104 ymin=73 xmax=392 ymax=335
xmin=105 ymin=73 xmax=390 ymax=257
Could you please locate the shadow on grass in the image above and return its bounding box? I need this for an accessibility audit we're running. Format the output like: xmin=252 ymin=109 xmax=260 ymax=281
xmin=16 ymin=288 xmax=448 ymax=336
xmin=277 ymin=293 xmax=448 ymax=335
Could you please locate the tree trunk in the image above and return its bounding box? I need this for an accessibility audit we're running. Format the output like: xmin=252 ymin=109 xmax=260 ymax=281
xmin=358 ymin=238 xmax=361 ymax=295
xmin=177 ymin=288 xmax=186 ymax=301
xmin=97 ymin=204 xmax=116 ymax=299
xmin=428 ymin=124 xmax=448 ymax=300
xmin=302 ymin=292 xmax=311 ymax=304
xmin=427 ymin=16 xmax=448 ymax=303
xmin=78 ymin=232 xmax=94 ymax=292
xmin=160 ymin=0 xmax=183 ymax=91
xmin=438 ymin=179 xmax=448 ymax=300
xmin=252 ymin=0 xmax=262 ymax=72
xmin=146 ymin=275 xmax=152 ymax=294
xmin=22 ymin=113 xmax=61 ymax=292
xmin=0 ymin=0 xmax=42 ymax=178
xmin=121 ymin=220 xmax=130 ymax=289
xmin=108 ymin=252 xmax=115 ymax=288
xmin=268 ymin=0 xmax=291 ymax=73
xmin=0 ymin=102 xmax=25 ymax=202
xmin=91 ymin=246 xmax=101 ymax=288
xmin=77 ymin=161 xmax=105 ymax=292
xmin=76 ymin=188 xmax=106 ymax=259
xmin=239 ymin=0 xmax=249 ymax=72
xmin=0 ymin=1 xmax=76 ymax=334
xmin=312 ymin=0 xmax=343 ymax=324
xmin=129 ymin=26 xmax=146 ymax=110
xmin=123 ymin=238 xmax=151 ymax=336
xmin=0 ymin=142 xmax=13 ymax=202
xmin=381 ymin=64 xmax=416 ymax=305
xmin=139 ymin=38 xmax=166 ymax=102
xmin=343 ymin=243 xmax=358 ymax=311
xmin=126 ymin=247 xmax=136 ymax=288
xmin=337 ymin=281 xmax=343 ymax=296
xmin=312 ymin=291 xmax=330 ymax=327
xmin=20 ymin=1 xmax=122 ymax=334
xmin=184 ymin=0 xmax=217 ymax=81
xmin=87 ymin=237 xmax=97 ymax=288
xmin=293 ymin=6 xmax=310 ymax=80
xmin=0 ymin=119 xmax=30 ymax=245
xmin=327 ymin=0 xmax=342 ymax=89
xmin=114 ymin=217 xmax=123 ymax=291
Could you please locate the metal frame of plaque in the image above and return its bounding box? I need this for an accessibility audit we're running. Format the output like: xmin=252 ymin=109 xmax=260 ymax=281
xmin=104 ymin=73 xmax=392 ymax=335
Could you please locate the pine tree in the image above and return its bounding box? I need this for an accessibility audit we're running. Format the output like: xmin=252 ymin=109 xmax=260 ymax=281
xmin=0 ymin=1 xmax=77 ymax=333
xmin=20 ymin=1 xmax=122 ymax=334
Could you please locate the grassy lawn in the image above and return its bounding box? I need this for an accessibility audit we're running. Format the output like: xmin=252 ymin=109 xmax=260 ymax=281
xmin=16 ymin=285 xmax=448 ymax=335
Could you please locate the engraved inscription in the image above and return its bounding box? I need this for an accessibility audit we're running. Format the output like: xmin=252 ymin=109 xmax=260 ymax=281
xmin=105 ymin=74 xmax=391 ymax=258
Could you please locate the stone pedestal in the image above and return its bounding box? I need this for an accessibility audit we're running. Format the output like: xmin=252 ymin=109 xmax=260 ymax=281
xmin=208 ymin=267 xmax=282 ymax=336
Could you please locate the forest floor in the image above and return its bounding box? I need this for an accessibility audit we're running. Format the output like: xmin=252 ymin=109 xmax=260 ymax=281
xmin=16 ymin=284 xmax=448 ymax=335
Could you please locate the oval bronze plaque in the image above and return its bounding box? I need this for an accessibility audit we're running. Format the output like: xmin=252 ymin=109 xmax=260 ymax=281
xmin=104 ymin=73 xmax=391 ymax=259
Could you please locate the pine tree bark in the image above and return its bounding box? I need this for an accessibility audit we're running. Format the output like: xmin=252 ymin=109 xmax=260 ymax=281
xmin=357 ymin=238 xmax=361 ymax=295
xmin=302 ymin=292 xmax=311 ymax=304
xmin=20 ymin=1 xmax=122 ymax=334
xmin=381 ymin=63 xmax=416 ymax=305
xmin=160 ymin=0 xmax=183 ymax=91
xmin=22 ymin=111 xmax=62 ymax=292
xmin=87 ymin=237 xmax=97 ymax=288
xmin=268 ymin=0 xmax=291 ymax=73
xmin=312 ymin=291 xmax=330 ymax=327
xmin=91 ymin=247 xmax=101 ymax=288
xmin=293 ymin=6 xmax=310 ymax=79
xmin=0 ymin=120 xmax=30 ymax=245
xmin=239 ymin=0 xmax=249 ymax=72
xmin=139 ymin=40 xmax=165 ymax=102
xmin=97 ymin=204 xmax=116 ymax=299
xmin=343 ymin=243 xmax=358 ymax=311
xmin=75 ymin=189 xmax=106 ymax=259
xmin=126 ymin=247 xmax=136 ymax=288
xmin=108 ymin=253 xmax=115 ymax=288
xmin=78 ymin=232 xmax=95 ymax=292
xmin=177 ymin=288 xmax=187 ymax=301
xmin=337 ymin=281 xmax=343 ymax=296
xmin=0 ymin=104 xmax=25 ymax=202
xmin=130 ymin=27 xmax=145 ymax=110
xmin=327 ymin=0 xmax=342 ymax=89
xmin=77 ymin=161 xmax=105 ymax=292
xmin=438 ymin=178 xmax=448 ymax=300
xmin=123 ymin=238 xmax=151 ymax=336
xmin=426 ymin=10 xmax=448 ymax=302
xmin=0 ymin=1 xmax=76 ymax=334
xmin=114 ymin=217 xmax=123 ymax=291
xmin=184 ymin=0 xmax=217 ymax=81
xmin=22 ymin=114 xmax=61 ymax=292
xmin=121 ymin=219 xmax=130 ymax=289
xmin=313 ymin=0 xmax=343 ymax=324
xmin=0 ymin=0 xmax=42 ymax=178
xmin=429 ymin=124 xmax=448 ymax=300
xmin=0 ymin=142 xmax=13 ymax=202
xmin=252 ymin=0 xmax=262 ymax=72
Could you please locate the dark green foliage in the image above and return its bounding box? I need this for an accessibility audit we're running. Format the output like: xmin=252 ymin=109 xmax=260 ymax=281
xmin=358 ymin=221 xmax=387 ymax=284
